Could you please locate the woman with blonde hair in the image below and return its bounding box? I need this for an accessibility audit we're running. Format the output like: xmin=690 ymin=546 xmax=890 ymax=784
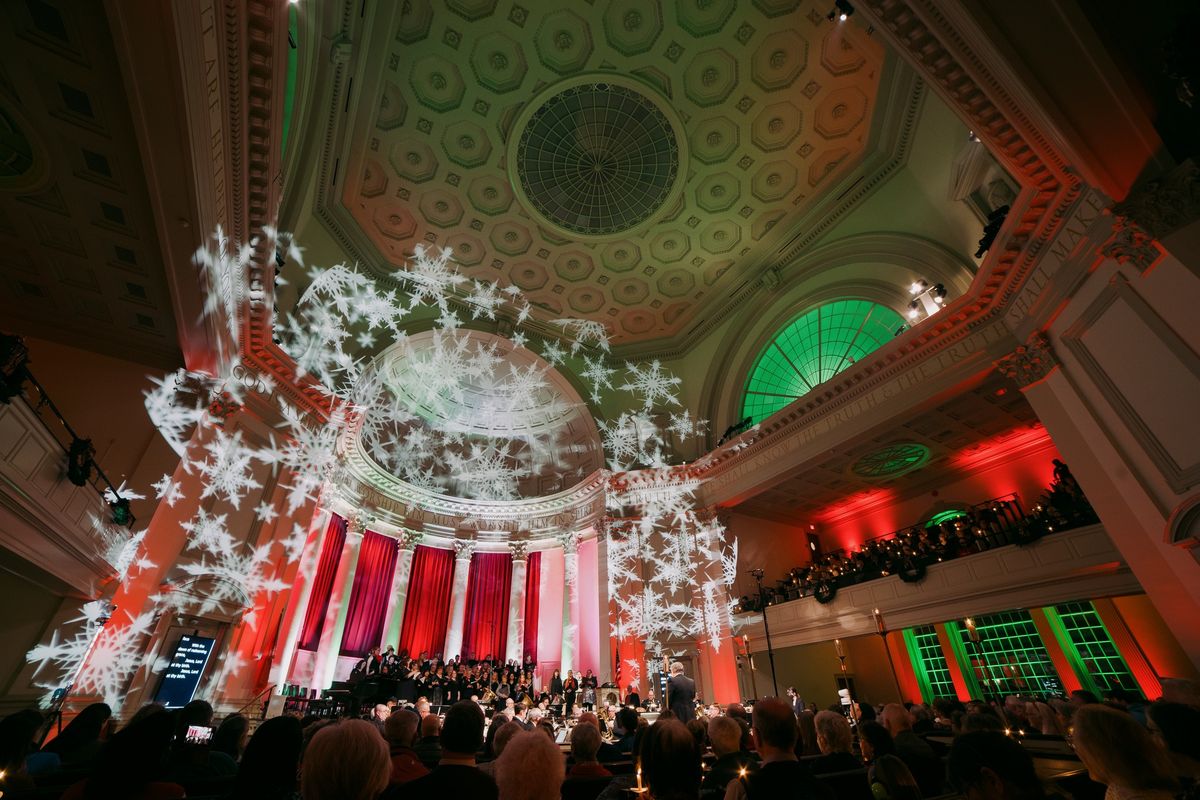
xmin=1024 ymin=701 xmax=1064 ymax=735
xmin=1072 ymin=705 xmax=1178 ymax=800
xmin=301 ymin=719 xmax=391 ymax=800
xmin=494 ymin=729 xmax=565 ymax=800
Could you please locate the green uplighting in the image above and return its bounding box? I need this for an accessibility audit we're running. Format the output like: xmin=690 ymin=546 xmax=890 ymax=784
xmin=741 ymin=299 xmax=905 ymax=423
xmin=925 ymin=509 xmax=967 ymax=528
xmin=904 ymin=625 xmax=958 ymax=703
xmin=1044 ymin=602 xmax=1139 ymax=696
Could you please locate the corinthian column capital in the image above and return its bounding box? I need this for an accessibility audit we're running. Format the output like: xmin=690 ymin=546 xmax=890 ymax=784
xmin=995 ymin=332 xmax=1058 ymax=388
xmin=452 ymin=538 xmax=477 ymax=560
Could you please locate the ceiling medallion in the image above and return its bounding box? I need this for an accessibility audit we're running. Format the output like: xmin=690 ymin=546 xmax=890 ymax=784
xmin=508 ymin=74 xmax=687 ymax=240
xmin=850 ymin=442 xmax=931 ymax=479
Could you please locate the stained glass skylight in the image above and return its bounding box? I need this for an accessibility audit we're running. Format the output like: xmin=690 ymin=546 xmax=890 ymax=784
xmin=741 ymin=299 xmax=905 ymax=423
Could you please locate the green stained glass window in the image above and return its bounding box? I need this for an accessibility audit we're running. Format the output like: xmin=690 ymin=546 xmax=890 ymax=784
xmin=957 ymin=610 xmax=1064 ymax=699
xmin=926 ymin=509 xmax=967 ymax=528
xmin=741 ymin=299 xmax=905 ymax=423
xmin=905 ymin=625 xmax=958 ymax=702
xmin=1046 ymin=602 xmax=1139 ymax=695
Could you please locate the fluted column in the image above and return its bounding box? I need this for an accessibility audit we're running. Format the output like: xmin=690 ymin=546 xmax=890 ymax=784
xmin=270 ymin=505 xmax=333 ymax=686
xmin=380 ymin=529 xmax=424 ymax=652
xmin=504 ymin=541 xmax=529 ymax=663
xmin=313 ymin=514 xmax=366 ymax=689
xmin=442 ymin=539 xmax=476 ymax=660
xmin=560 ymin=531 xmax=580 ymax=674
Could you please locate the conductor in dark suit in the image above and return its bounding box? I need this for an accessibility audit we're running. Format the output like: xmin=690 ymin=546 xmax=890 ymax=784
xmin=666 ymin=661 xmax=696 ymax=721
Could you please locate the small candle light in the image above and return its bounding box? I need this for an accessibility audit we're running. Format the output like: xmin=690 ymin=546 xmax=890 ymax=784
xmin=834 ymin=638 xmax=844 ymax=657
xmin=636 ymin=762 xmax=644 ymax=792
xmin=873 ymin=608 xmax=886 ymax=634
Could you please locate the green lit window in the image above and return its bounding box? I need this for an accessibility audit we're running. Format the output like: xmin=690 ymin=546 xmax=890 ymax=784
xmin=957 ymin=610 xmax=1063 ymax=699
xmin=926 ymin=509 xmax=967 ymax=528
xmin=851 ymin=442 xmax=931 ymax=479
xmin=741 ymin=299 xmax=905 ymax=423
xmin=905 ymin=625 xmax=957 ymax=702
xmin=1047 ymin=602 xmax=1138 ymax=695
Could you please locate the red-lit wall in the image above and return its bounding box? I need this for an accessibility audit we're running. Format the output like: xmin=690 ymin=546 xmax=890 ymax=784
xmin=726 ymin=512 xmax=814 ymax=595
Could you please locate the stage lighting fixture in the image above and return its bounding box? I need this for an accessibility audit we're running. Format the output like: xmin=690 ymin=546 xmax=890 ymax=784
xmin=67 ymin=437 xmax=95 ymax=488
xmin=828 ymin=1 xmax=854 ymax=22
xmin=109 ymin=496 xmax=135 ymax=529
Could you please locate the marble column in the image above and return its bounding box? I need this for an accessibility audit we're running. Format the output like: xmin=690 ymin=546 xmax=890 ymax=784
xmin=270 ymin=505 xmax=333 ymax=687
xmin=442 ymin=539 xmax=476 ymax=660
xmin=313 ymin=515 xmax=366 ymax=689
xmin=380 ymin=529 xmax=423 ymax=652
xmin=560 ymin=532 xmax=580 ymax=674
xmin=504 ymin=541 xmax=529 ymax=663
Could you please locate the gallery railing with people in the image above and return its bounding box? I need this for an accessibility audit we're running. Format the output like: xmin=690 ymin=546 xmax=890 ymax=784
xmin=735 ymin=464 xmax=1099 ymax=612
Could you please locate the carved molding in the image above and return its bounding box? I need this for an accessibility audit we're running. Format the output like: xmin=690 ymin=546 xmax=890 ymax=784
xmin=1111 ymin=159 xmax=1200 ymax=241
xmin=509 ymin=540 xmax=529 ymax=561
xmin=452 ymin=538 xmax=477 ymax=559
xmin=556 ymin=530 xmax=580 ymax=554
xmin=995 ymin=332 xmax=1059 ymax=388
xmin=398 ymin=529 xmax=423 ymax=550
xmin=1100 ymin=214 xmax=1163 ymax=273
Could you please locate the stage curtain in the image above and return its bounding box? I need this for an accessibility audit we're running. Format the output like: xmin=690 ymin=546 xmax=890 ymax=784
xmin=298 ymin=514 xmax=347 ymax=651
xmin=339 ymin=530 xmax=398 ymax=657
xmin=398 ymin=545 xmax=455 ymax=659
xmin=523 ymin=550 xmax=541 ymax=662
xmin=461 ymin=552 xmax=512 ymax=662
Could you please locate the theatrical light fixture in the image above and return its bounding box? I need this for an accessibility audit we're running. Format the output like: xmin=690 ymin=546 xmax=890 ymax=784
xmin=907 ymin=280 xmax=949 ymax=323
xmin=109 ymin=495 xmax=135 ymax=529
xmin=67 ymin=437 xmax=96 ymax=488
xmin=827 ymin=1 xmax=854 ymax=21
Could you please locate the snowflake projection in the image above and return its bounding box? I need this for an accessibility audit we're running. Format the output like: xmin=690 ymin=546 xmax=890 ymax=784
xmin=623 ymin=659 xmax=642 ymax=690
xmin=28 ymin=223 xmax=736 ymax=710
xmin=620 ymin=360 xmax=682 ymax=410
xmin=27 ymin=601 xmax=156 ymax=709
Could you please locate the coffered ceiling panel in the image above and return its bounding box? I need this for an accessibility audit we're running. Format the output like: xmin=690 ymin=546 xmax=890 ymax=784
xmin=338 ymin=0 xmax=885 ymax=345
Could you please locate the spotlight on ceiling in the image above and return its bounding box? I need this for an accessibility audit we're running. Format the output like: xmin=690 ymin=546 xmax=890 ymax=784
xmin=907 ymin=280 xmax=951 ymax=323
xmin=828 ymin=0 xmax=855 ymax=21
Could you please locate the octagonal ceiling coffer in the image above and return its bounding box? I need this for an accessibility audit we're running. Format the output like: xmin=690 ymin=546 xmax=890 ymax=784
xmin=508 ymin=74 xmax=688 ymax=240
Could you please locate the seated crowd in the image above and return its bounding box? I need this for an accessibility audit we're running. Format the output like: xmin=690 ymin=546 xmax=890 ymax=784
xmin=1 ymin=676 xmax=1198 ymax=800
xmin=737 ymin=462 xmax=1098 ymax=612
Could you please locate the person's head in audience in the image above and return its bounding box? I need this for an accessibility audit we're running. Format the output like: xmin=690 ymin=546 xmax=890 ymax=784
xmin=961 ymin=711 xmax=1005 ymax=734
xmin=616 ymin=706 xmax=638 ymax=737
xmin=372 ymin=704 xmax=390 ymax=723
xmin=570 ymin=721 xmax=603 ymax=764
xmin=1071 ymin=704 xmax=1177 ymax=794
xmin=795 ymin=709 xmax=819 ymax=756
xmin=751 ymin=697 xmax=798 ymax=758
xmin=496 ymin=730 xmax=564 ymax=800
xmin=231 ymin=715 xmax=303 ymax=800
xmin=881 ymin=703 xmax=913 ymax=737
xmin=577 ymin=711 xmax=600 ymax=729
xmin=385 ymin=708 xmax=420 ymax=749
xmin=859 ymin=721 xmax=894 ymax=763
xmin=0 ymin=709 xmax=43 ymax=783
xmin=416 ymin=700 xmax=431 ymax=718
xmin=301 ymin=719 xmax=390 ymax=800
xmin=708 ymin=716 xmax=742 ymax=758
xmin=211 ymin=713 xmax=250 ymax=760
xmin=859 ymin=701 xmax=878 ymax=723
xmin=492 ymin=721 xmax=521 ymax=761
xmin=947 ymin=730 xmax=1045 ymax=800
xmin=80 ymin=705 xmax=177 ymax=798
xmin=1161 ymin=677 xmax=1200 ymax=709
xmin=302 ymin=719 xmax=335 ymax=755
xmin=725 ymin=703 xmax=748 ymax=722
xmin=1069 ymin=689 xmax=1099 ymax=706
xmin=814 ymin=710 xmax=853 ymax=755
xmin=1146 ymin=700 xmax=1200 ymax=771
xmin=441 ymin=700 xmax=486 ymax=760
xmin=419 ymin=713 xmax=440 ymax=740
xmin=873 ymin=754 xmax=921 ymax=800
xmin=1023 ymin=701 xmax=1061 ymax=735
xmin=641 ymin=718 xmax=701 ymax=800
xmin=537 ymin=720 xmax=555 ymax=739
xmin=43 ymin=702 xmax=111 ymax=759
xmin=685 ymin=717 xmax=708 ymax=750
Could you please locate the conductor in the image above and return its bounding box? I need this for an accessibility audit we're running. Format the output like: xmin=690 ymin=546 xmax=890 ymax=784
xmin=666 ymin=661 xmax=696 ymax=721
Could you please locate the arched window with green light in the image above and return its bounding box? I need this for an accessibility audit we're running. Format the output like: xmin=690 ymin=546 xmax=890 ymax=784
xmin=741 ymin=299 xmax=906 ymax=423
xmin=926 ymin=509 xmax=967 ymax=528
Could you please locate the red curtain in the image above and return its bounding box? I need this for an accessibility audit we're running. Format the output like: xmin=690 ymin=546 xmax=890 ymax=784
xmin=398 ymin=545 xmax=455 ymax=659
xmin=523 ymin=551 xmax=541 ymax=662
xmin=339 ymin=530 xmax=398 ymax=656
xmin=461 ymin=552 xmax=512 ymax=662
xmin=298 ymin=514 xmax=346 ymax=651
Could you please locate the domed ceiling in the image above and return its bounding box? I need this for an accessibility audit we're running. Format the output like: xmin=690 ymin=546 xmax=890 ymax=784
xmin=330 ymin=0 xmax=886 ymax=346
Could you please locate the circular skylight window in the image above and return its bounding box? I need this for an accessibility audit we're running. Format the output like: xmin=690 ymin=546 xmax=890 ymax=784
xmin=509 ymin=76 xmax=686 ymax=238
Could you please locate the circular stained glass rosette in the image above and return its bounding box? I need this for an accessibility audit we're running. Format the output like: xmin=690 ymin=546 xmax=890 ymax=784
xmin=851 ymin=442 xmax=931 ymax=479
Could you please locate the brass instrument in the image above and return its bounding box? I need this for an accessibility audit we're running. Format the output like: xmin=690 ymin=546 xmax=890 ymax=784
xmin=481 ymin=686 xmax=497 ymax=703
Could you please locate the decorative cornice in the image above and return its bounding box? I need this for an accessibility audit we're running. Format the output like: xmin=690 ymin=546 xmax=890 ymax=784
xmin=995 ymin=332 xmax=1058 ymax=388
xmin=1111 ymin=159 xmax=1200 ymax=241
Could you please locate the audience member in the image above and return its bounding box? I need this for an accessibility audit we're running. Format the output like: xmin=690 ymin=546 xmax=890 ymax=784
xmin=1146 ymin=701 xmax=1200 ymax=780
xmin=960 ymin=712 xmax=1005 ymax=734
xmin=724 ymin=698 xmax=825 ymax=800
xmin=810 ymin=710 xmax=859 ymax=774
xmin=610 ymin=707 xmax=639 ymax=757
xmin=1161 ymin=678 xmax=1200 ymax=709
xmin=496 ymin=730 xmax=565 ymax=800
xmin=909 ymin=705 xmax=934 ymax=734
xmin=703 ymin=716 xmax=757 ymax=796
xmin=566 ymin=722 xmax=612 ymax=780
xmin=685 ymin=717 xmax=709 ymax=751
xmin=384 ymin=708 xmax=430 ymax=785
xmin=404 ymin=700 xmax=498 ymax=800
xmin=881 ymin=703 xmax=942 ymax=795
xmin=42 ymin=702 xmax=111 ymax=768
xmin=480 ymin=721 xmax=521 ymax=779
xmin=1072 ymin=704 xmax=1178 ymax=799
xmin=947 ymin=731 xmax=1045 ymax=800
xmin=210 ymin=713 xmax=249 ymax=761
xmin=1069 ymin=689 xmax=1099 ymax=706
xmin=229 ymin=715 xmax=303 ymax=800
xmin=795 ymin=709 xmax=819 ymax=757
xmin=0 ymin=709 xmax=51 ymax=794
xmin=642 ymin=718 xmax=701 ymax=800
xmin=1023 ymin=701 xmax=1063 ymax=736
xmin=413 ymin=713 xmax=443 ymax=769
xmin=859 ymin=720 xmax=896 ymax=779
xmin=62 ymin=705 xmax=184 ymax=800
xmin=301 ymin=719 xmax=390 ymax=800
xmin=167 ymin=700 xmax=237 ymax=784
xmin=870 ymin=754 xmax=921 ymax=800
